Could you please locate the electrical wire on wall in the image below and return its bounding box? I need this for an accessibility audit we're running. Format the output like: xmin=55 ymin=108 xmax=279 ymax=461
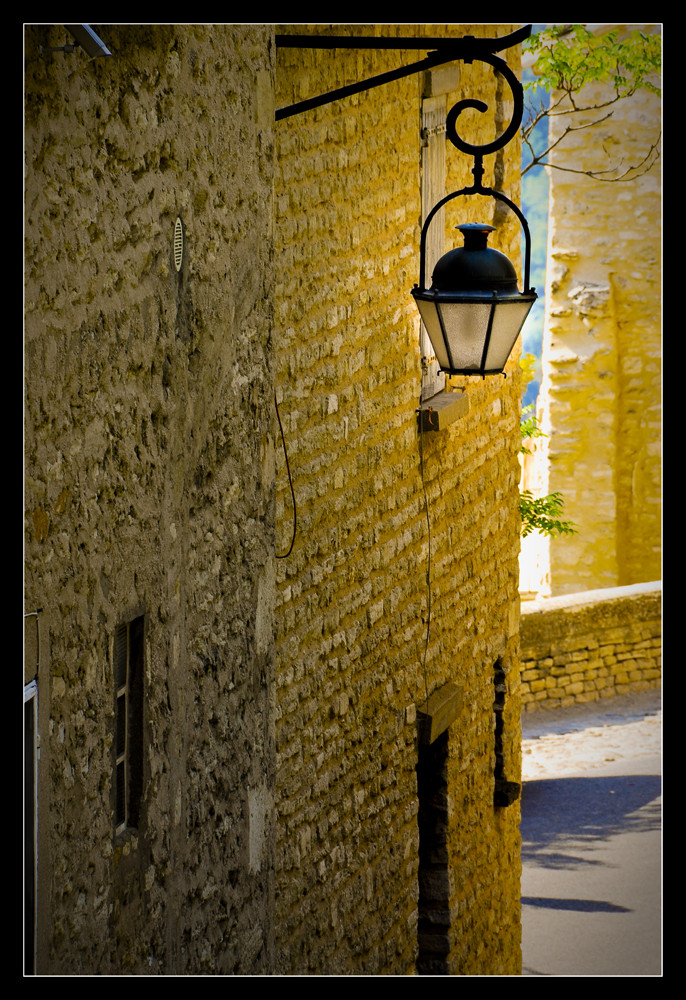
xmin=417 ymin=399 xmax=432 ymax=710
xmin=274 ymin=392 xmax=297 ymax=559
xmin=275 ymin=383 xmax=433 ymax=712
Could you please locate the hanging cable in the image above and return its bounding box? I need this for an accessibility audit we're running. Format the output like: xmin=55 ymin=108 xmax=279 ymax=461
xmin=274 ymin=392 xmax=297 ymax=559
xmin=417 ymin=402 xmax=432 ymax=709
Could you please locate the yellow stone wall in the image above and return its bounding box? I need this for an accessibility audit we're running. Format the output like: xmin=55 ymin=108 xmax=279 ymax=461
xmin=520 ymin=583 xmax=661 ymax=712
xmin=25 ymin=24 xmax=277 ymax=974
xmin=527 ymin=25 xmax=661 ymax=596
xmin=25 ymin=22 xmax=531 ymax=977
xmin=274 ymin=25 xmax=525 ymax=975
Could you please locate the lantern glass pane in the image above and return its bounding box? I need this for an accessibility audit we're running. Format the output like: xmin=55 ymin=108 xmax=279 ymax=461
xmin=484 ymin=300 xmax=534 ymax=371
xmin=441 ymin=302 xmax=492 ymax=372
xmin=416 ymin=300 xmax=450 ymax=371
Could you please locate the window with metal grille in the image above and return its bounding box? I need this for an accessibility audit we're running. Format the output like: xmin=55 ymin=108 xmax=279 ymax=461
xmin=114 ymin=616 xmax=144 ymax=834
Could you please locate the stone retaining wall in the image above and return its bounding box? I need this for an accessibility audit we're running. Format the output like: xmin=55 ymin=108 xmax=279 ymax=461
xmin=520 ymin=582 xmax=661 ymax=712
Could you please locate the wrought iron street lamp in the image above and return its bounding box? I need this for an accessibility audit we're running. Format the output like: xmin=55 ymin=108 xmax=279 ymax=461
xmin=275 ymin=29 xmax=535 ymax=380
xmin=412 ymin=46 xmax=536 ymax=377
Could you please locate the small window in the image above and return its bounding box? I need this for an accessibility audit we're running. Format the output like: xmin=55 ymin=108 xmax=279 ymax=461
xmin=114 ymin=616 xmax=144 ymax=834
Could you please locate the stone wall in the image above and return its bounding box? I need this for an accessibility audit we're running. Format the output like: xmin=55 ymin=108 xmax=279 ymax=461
xmin=520 ymin=582 xmax=661 ymax=712
xmin=522 ymin=24 xmax=661 ymax=597
xmin=24 ymin=24 xmax=276 ymax=974
xmin=274 ymin=24 xmax=525 ymax=976
xmin=25 ymin=22 xmax=531 ymax=977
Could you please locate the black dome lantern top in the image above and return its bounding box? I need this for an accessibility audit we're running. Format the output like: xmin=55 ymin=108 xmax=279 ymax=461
xmin=431 ymin=223 xmax=519 ymax=295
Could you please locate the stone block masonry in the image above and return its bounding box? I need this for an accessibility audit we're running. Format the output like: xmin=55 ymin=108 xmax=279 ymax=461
xmin=520 ymin=582 xmax=661 ymax=712
xmin=26 ymin=22 xmax=529 ymax=977
xmin=274 ymin=24 xmax=525 ymax=976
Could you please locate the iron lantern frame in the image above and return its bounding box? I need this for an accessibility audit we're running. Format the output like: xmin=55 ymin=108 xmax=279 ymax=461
xmin=411 ymin=47 xmax=537 ymax=378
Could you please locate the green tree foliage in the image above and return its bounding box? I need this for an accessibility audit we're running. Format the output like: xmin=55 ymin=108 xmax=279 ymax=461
xmin=519 ymin=403 xmax=546 ymax=456
xmin=522 ymin=24 xmax=661 ymax=179
xmin=519 ymin=408 xmax=579 ymax=538
xmin=519 ymin=489 xmax=578 ymax=539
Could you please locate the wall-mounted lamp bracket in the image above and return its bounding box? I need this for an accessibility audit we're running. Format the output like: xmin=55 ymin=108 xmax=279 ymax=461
xmin=416 ymin=47 xmax=534 ymax=296
xmin=275 ymin=25 xmax=537 ymax=379
xmin=275 ymin=25 xmax=531 ymax=121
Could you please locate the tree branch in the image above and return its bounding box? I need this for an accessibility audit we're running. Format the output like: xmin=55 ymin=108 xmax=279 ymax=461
xmin=523 ymin=131 xmax=661 ymax=181
xmin=521 ymin=23 xmax=661 ymax=181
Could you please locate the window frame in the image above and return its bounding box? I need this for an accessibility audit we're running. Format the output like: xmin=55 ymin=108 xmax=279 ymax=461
xmin=24 ymin=679 xmax=38 ymax=975
xmin=113 ymin=616 xmax=145 ymax=836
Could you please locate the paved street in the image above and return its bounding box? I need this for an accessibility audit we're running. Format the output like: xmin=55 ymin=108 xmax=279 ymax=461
xmin=520 ymin=690 xmax=662 ymax=977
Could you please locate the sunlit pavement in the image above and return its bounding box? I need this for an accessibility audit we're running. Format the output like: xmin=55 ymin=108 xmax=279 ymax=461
xmin=520 ymin=690 xmax=662 ymax=977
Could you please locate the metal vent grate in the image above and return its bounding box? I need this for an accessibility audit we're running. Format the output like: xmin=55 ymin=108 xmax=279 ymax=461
xmin=173 ymin=217 xmax=183 ymax=272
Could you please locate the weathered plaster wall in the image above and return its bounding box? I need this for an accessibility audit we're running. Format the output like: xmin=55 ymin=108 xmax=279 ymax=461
xmin=274 ymin=24 xmax=525 ymax=975
xmin=25 ymin=24 xmax=276 ymax=974
xmin=520 ymin=582 xmax=661 ymax=711
xmin=525 ymin=24 xmax=661 ymax=596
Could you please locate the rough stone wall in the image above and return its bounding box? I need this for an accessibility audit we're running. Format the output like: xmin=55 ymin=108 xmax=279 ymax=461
xmin=520 ymin=582 xmax=661 ymax=712
xmin=24 ymin=25 xmax=276 ymax=974
xmin=274 ymin=24 xmax=524 ymax=975
xmin=525 ymin=24 xmax=661 ymax=596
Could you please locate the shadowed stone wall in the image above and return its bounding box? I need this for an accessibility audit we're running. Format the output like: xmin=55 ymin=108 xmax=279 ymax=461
xmin=24 ymin=23 xmax=276 ymax=975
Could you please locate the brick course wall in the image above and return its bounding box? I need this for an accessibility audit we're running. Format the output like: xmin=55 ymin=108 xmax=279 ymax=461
xmin=274 ymin=24 xmax=524 ymax=976
xmin=520 ymin=582 xmax=661 ymax=712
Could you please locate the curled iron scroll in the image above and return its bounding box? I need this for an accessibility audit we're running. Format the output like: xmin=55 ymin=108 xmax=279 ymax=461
xmin=415 ymin=38 xmax=533 ymax=294
xmin=445 ymin=52 xmax=523 ymax=158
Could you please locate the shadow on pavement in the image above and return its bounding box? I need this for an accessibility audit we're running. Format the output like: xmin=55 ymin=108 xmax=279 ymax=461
xmin=521 ymin=773 xmax=661 ymax=869
xmin=521 ymin=896 xmax=630 ymax=913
